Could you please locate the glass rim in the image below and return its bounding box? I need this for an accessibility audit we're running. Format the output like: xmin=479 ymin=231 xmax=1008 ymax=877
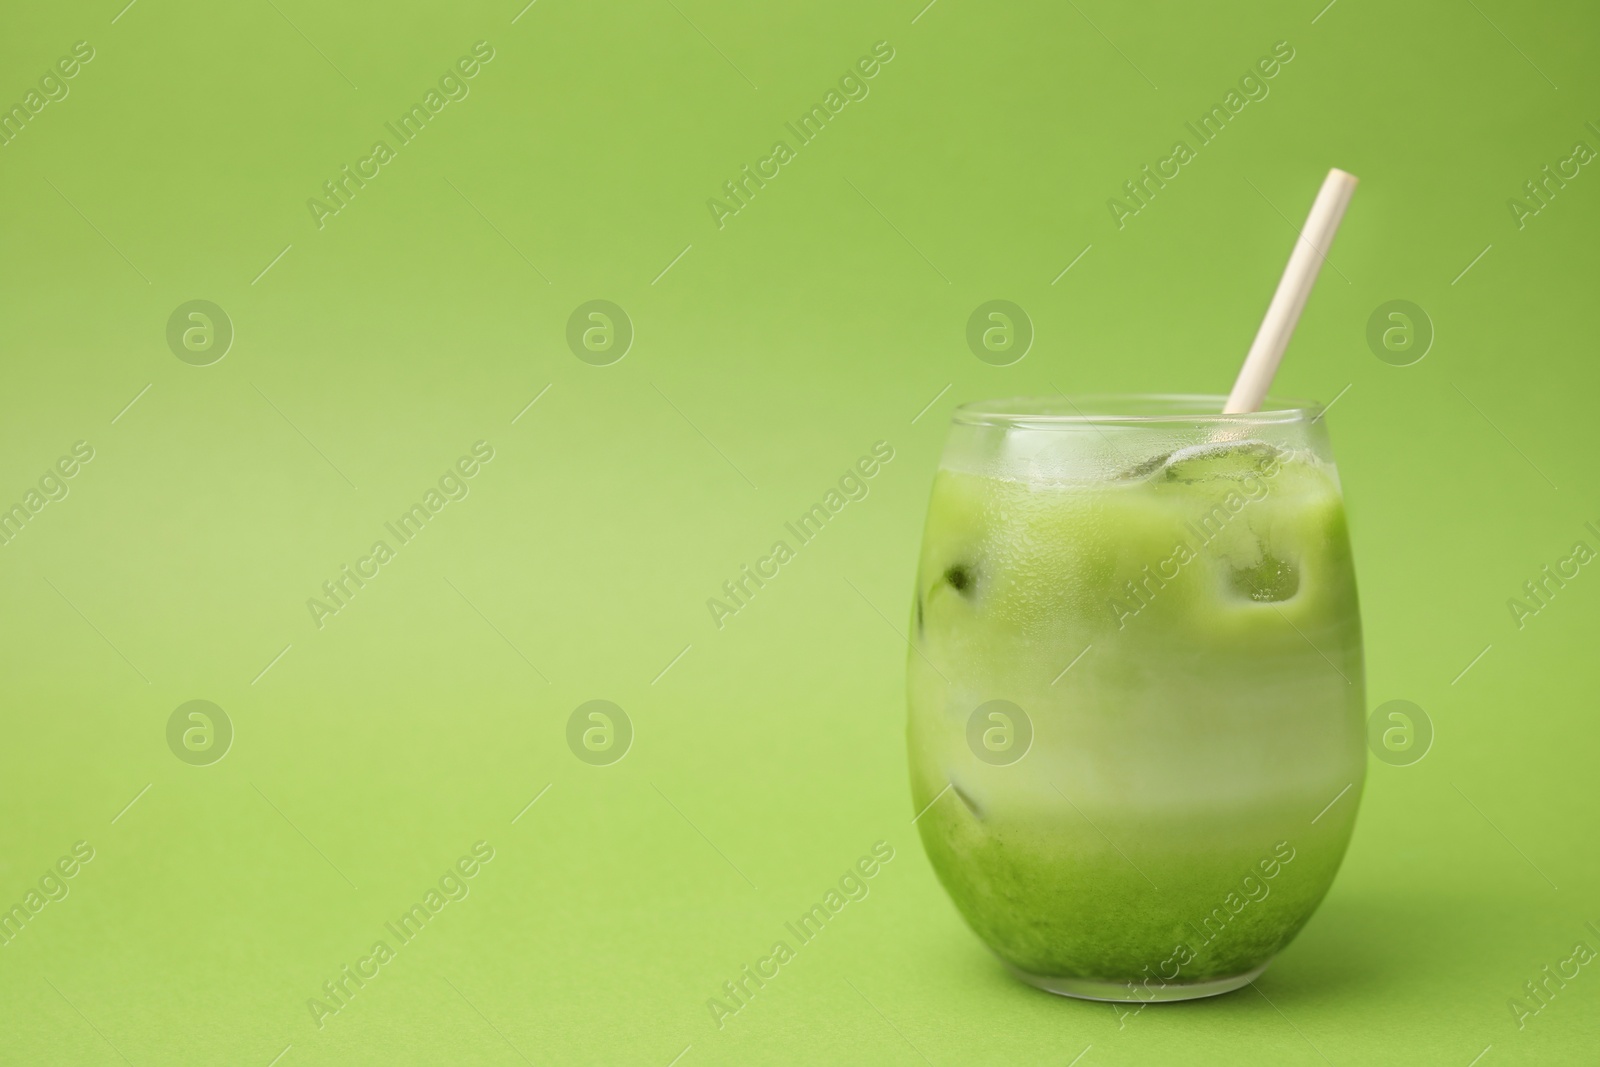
xmin=950 ymin=393 xmax=1324 ymax=428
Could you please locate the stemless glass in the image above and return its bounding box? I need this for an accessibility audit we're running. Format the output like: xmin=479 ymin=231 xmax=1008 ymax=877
xmin=907 ymin=395 xmax=1365 ymax=1002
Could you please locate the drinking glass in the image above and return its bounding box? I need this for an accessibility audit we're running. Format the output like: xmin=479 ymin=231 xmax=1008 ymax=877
xmin=907 ymin=395 xmax=1365 ymax=1001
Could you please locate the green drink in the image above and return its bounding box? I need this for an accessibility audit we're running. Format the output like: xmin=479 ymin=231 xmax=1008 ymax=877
xmin=908 ymin=396 xmax=1365 ymax=1001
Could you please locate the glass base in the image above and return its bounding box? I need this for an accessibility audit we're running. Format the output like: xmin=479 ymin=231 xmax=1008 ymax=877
xmin=1003 ymin=958 xmax=1271 ymax=1003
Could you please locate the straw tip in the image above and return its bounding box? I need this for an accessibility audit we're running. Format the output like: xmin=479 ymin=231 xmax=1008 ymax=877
xmin=1327 ymin=167 xmax=1360 ymax=186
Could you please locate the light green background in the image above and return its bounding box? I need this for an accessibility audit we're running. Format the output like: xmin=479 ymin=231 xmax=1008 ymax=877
xmin=2 ymin=1 xmax=1597 ymax=1063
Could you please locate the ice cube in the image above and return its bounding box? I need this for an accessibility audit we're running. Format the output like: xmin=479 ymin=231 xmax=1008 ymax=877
xmin=1118 ymin=449 xmax=1175 ymax=480
xmin=1153 ymin=440 xmax=1286 ymax=483
xmin=1227 ymin=553 xmax=1300 ymax=602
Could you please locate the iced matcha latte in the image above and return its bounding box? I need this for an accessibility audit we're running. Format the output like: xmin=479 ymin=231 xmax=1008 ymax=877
xmin=908 ymin=396 xmax=1364 ymax=1001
